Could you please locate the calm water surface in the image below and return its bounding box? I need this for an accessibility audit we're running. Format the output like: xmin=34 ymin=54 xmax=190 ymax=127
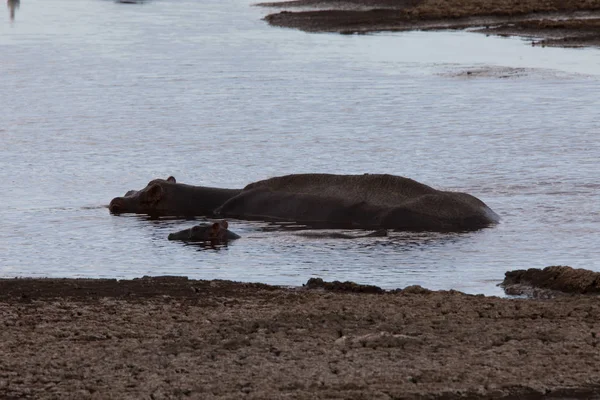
xmin=2 ymin=0 xmax=599 ymax=295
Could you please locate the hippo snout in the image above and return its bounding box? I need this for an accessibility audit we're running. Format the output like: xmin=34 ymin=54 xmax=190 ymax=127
xmin=109 ymin=198 xmax=124 ymax=214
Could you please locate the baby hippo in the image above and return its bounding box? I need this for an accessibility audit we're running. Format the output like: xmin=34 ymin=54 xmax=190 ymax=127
xmin=168 ymin=220 xmax=240 ymax=243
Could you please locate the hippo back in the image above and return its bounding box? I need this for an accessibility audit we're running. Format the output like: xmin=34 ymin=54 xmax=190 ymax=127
xmin=229 ymin=173 xmax=500 ymax=231
xmin=244 ymin=174 xmax=438 ymax=208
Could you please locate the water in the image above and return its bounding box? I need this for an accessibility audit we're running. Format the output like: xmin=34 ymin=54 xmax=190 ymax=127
xmin=2 ymin=0 xmax=599 ymax=296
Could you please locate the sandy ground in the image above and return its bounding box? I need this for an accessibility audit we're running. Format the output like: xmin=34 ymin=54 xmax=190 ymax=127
xmin=259 ymin=0 xmax=600 ymax=48
xmin=2 ymin=273 xmax=600 ymax=399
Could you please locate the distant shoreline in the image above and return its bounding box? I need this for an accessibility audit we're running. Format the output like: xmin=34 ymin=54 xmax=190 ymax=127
xmin=2 ymin=273 xmax=600 ymax=398
xmin=258 ymin=0 xmax=600 ymax=48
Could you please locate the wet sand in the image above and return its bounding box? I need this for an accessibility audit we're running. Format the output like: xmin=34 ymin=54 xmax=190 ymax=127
xmin=259 ymin=0 xmax=600 ymax=48
xmin=2 ymin=275 xmax=600 ymax=399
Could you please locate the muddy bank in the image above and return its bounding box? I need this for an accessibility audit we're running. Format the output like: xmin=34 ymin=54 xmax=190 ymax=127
xmin=2 ymin=276 xmax=600 ymax=399
xmin=478 ymin=17 xmax=600 ymax=48
xmin=259 ymin=0 xmax=600 ymax=48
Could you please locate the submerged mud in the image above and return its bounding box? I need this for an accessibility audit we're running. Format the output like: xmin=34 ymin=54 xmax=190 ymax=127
xmin=260 ymin=0 xmax=600 ymax=48
xmin=2 ymin=276 xmax=600 ymax=399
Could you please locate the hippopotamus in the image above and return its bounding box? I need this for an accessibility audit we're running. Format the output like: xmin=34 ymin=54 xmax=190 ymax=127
xmin=110 ymin=173 xmax=499 ymax=232
xmin=167 ymin=220 xmax=240 ymax=243
xmin=215 ymin=174 xmax=499 ymax=232
xmin=109 ymin=176 xmax=242 ymax=217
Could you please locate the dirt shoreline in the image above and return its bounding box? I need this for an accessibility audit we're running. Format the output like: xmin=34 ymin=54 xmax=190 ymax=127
xmin=259 ymin=0 xmax=600 ymax=48
xmin=2 ymin=275 xmax=600 ymax=399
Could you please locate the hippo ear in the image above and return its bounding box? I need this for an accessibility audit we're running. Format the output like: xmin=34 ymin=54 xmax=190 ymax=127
xmin=147 ymin=184 xmax=163 ymax=202
xmin=220 ymin=220 xmax=228 ymax=229
xmin=167 ymin=176 xmax=176 ymax=183
xmin=209 ymin=222 xmax=221 ymax=238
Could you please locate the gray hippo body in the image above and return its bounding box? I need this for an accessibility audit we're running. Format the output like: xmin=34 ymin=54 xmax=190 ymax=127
xmin=168 ymin=220 xmax=241 ymax=243
xmin=215 ymin=188 xmax=380 ymax=228
xmin=109 ymin=176 xmax=242 ymax=217
xmin=110 ymin=173 xmax=499 ymax=232
xmin=216 ymin=173 xmax=499 ymax=232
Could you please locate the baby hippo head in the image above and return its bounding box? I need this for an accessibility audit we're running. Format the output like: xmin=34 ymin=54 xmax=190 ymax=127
xmin=167 ymin=220 xmax=240 ymax=243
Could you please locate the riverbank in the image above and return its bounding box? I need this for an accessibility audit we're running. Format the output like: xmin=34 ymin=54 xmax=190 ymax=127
xmin=259 ymin=0 xmax=600 ymax=48
xmin=2 ymin=275 xmax=600 ymax=399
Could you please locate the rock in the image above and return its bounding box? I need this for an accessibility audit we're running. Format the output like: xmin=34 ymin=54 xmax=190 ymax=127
xmin=502 ymin=266 xmax=600 ymax=295
xmin=304 ymin=278 xmax=383 ymax=294
xmin=335 ymin=331 xmax=422 ymax=349
xmin=400 ymin=285 xmax=432 ymax=295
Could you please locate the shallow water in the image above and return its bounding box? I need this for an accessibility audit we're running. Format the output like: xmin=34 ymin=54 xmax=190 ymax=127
xmin=1 ymin=0 xmax=599 ymax=296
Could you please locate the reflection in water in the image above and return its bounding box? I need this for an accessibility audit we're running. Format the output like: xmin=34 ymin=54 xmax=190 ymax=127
xmin=184 ymin=242 xmax=232 ymax=251
xmin=7 ymin=0 xmax=19 ymax=21
xmin=126 ymin=213 xmax=468 ymax=253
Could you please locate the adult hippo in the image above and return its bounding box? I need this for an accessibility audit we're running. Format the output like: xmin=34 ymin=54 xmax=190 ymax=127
xmin=109 ymin=173 xmax=499 ymax=232
xmin=216 ymin=173 xmax=499 ymax=232
xmin=167 ymin=220 xmax=240 ymax=243
xmin=109 ymin=176 xmax=242 ymax=217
